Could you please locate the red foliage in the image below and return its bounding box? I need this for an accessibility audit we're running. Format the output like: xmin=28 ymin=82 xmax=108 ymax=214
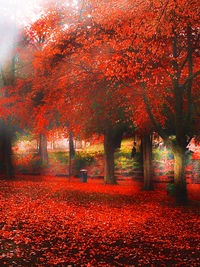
xmin=0 ymin=177 xmax=199 ymax=266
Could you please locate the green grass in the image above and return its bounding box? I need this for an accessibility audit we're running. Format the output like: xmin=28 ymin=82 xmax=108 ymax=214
xmin=14 ymin=139 xmax=139 ymax=176
xmin=49 ymin=151 xmax=68 ymax=164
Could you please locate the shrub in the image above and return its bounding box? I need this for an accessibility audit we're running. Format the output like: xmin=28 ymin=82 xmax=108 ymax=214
xmin=72 ymin=153 xmax=94 ymax=177
xmin=51 ymin=152 xmax=68 ymax=164
xmin=166 ymin=183 xmax=175 ymax=196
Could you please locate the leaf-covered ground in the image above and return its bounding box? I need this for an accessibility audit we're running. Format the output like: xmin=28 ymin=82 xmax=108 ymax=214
xmin=0 ymin=176 xmax=199 ymax=266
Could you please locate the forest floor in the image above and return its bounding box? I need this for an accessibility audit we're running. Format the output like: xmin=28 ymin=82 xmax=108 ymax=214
xmin=0 ymin=176 xmax=200 ymax=266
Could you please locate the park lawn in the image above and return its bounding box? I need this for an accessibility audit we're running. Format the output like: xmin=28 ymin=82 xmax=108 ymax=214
xmin=0 ymin=176 xmax=199 ymax=266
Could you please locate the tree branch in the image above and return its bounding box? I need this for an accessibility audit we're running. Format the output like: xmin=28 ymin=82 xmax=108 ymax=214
xmin=141 ymin=82 xmax=167 ymax=140
xmin=159 ymin=63 xmax=174 ymax=79
xmin=183 ymin=70 xmax=200 ymax=88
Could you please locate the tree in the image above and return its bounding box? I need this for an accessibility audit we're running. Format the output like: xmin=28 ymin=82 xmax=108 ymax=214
xmin=21 ymin=0 xmax=199 ymax=198
xmin=141 ymin=134 xmax=153 ymax=190
xmin=0 ymin=43 xmax=26 ymax=178
xmin=88 ymin=0 xmax=200 ymax=204
xmin=16 ymin=5 xmax=69 ymax=166
xmin=30 ymin=10 xmax=133 ymax=184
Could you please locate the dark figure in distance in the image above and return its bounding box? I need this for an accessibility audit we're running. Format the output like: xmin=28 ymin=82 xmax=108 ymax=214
xmin=131 ymin=142 xmax=136 ymax=158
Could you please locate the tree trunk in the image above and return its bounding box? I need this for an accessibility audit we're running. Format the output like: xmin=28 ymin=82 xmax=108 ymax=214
xmin=68 ymin=131 xmax=75 ymax=179
xmin=0 ymin=124 xmax=14 ymax=178
xmin=39 ymin=133 xmax=48 ymax=165
xmin=0 ymin=55 xmax=15 ymax=179
xmin=142 ymin=134 xmax=153 ymax=190
xmin=4 ymin=132 xmax=13 ymax=178
xmin=172 ymin=34 xmax=188 ymax=205
xmin=104 ymin=131 xmax=116 ymax=184
xmin=173 ymin=145 xmax=188 ymax=205
xmin=173 ymin=88 xmax=188 ymax=204
xmin=139 ymin=137 xmax=144 ymax=175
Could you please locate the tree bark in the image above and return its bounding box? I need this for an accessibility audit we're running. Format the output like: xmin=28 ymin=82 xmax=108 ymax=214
xmin=39 ymin=133 xmax=48 ymax=165
xmin=173 ymin=144 xmax=188 ymax=205
xmin=172 ymin=37 xmax=188 ymax=204
xmin=142 ymin=134 xmax=153 ymax=190
xmin=0 ymin=124 xmax=14 ymax=178
xmin=104 ymin=131 xmax=116 ymax=184
xmin=68 ymin=131 xmax=75 ymax=179
xmin=139 ymin=137 xmax=144 ymax=175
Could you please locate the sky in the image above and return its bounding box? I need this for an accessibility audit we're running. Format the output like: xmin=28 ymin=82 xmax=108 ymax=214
xmin=0 ymin=0 xmax=43 ymax=26
xmin=0 ymin=0 xmax=79 ymax=64
xmin=0 ymin=0 xmax=43 ymax=64
xmin=0 ymin=0 xmax=79 ymax=25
